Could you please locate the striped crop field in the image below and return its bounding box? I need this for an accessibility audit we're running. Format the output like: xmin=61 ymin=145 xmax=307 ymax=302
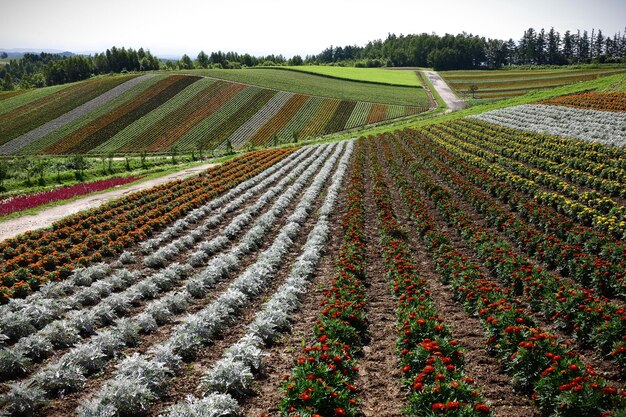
xmin=1 ymin=113 xmax=625 ymax=417
xmin=440 ymin=67 xmax=626 ymax=99
xmin=0 ymin=75 xmax=139 ymax=149
xmin=0 ymin=73 xmax=428 ymax=156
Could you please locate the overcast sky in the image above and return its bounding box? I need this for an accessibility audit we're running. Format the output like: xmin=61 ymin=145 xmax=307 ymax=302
xmin=2 ymin=0 xmax=625 ymax=58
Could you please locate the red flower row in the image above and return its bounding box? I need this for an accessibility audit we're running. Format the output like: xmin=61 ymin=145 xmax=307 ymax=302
xmin=280 ymin=141 xmax=367 ymax=417
xmin=384 ymin=133 xmax=625 ymax=416
xmin=0 ymin=176 xmax=143 ymax=217
xmin=369 ymin=137 xmax=491 ymax=416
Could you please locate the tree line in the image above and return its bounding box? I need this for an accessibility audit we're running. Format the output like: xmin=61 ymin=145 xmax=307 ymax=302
xmin=309 ymin=27 xmax=626 ymax=70
xmin=1 ymin=47 xmax=160 ymax=90
xmin=2 ymin=26 xmax=625 ymax=91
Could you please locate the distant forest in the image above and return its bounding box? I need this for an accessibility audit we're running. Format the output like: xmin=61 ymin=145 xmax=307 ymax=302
xmin=2 ymin=27 xmax=625 ymax=91
xmin=311 ymin=28 xmax=626 ymax=70
xmin=0 ymin=47 xmax=160 ymax=90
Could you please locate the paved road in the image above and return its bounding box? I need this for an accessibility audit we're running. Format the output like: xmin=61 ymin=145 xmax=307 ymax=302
xmin=423 ymin=71 xmax=466 ymax=111
xmin=0 ymin=163 xmax=218 ymax=241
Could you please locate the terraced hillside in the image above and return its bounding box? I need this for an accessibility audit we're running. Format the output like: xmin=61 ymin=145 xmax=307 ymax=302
xmin=440 ymin=67 xmax=626 ymax=99
xmin=0 ymin=73 xmax=428 ymax=155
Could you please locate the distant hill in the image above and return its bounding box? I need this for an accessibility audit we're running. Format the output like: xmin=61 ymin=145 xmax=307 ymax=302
xmin=0 ymin=48 xmax=92 ymax=59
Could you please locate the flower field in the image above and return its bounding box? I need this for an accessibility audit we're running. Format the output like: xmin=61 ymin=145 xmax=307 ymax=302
xmin=0 ymin=105 xmax=625 ymax=416
xmin=0 ymin=176 xmax=142 ymax=217
xmin=541 ymin=92 xmax=626 ymax=112
xmin=472 ymin=103 xmax=626 ymax=147
xmin=0 ymin=74 xmax=428 ymax=156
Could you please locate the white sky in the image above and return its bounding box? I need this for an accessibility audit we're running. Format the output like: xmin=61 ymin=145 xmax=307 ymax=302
xmin=1 ymin=0 xmax=625 ymax=58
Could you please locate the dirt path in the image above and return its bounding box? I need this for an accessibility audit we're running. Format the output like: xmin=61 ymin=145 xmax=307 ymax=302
xmin=422 ymin=70 xmax=466 ymax=111
xmin=0 ymin=163 xmax=218 ymax=242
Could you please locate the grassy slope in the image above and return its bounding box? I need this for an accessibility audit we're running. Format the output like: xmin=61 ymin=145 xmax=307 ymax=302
xmin=176 ymin=68 xmax=429 ymax=107
xmin=296 ymin=72 xmax=626 ymax=145
xmin=269 ymin=66 xmax=423 ymax=87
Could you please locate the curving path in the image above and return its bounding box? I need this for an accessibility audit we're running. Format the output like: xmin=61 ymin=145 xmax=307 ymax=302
xmin=0 ymin=162 xmax=218 ymax=241
xmin=422 ymin=70 xmax=466 ymax=111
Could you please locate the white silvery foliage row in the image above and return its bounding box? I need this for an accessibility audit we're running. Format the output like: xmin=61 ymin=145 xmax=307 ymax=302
xmin=193 ymin=145 xmax=327 ymax=260
xmin=77 ymin=142 xmax=345 ymax=417
xmin=194 ymin=140 xmax=353 ymax=407
xmin=0 ymin=263 xmax=111 ymax=338
xmin=143 ymin=146 xmax=319 ymax=268
xmin=0 ymin=269 xmax=141 ymax=375
xmin=471 ymin=104 xmax=626 ymax=147
xmin=0 ymin=264 xmax=137 ymax=347
xmin=0 ymin=264 xmax=192 ymax=408
xmin=183 ymin=144 xmax=335 ymax=298
xmin=139 ymin=146 xmax=311 ymax=254
xmin=165 ymin=394 xmax=240 ymax=417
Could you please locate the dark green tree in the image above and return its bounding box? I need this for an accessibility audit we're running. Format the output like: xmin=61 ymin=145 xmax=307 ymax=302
xmin=288 ymin=55 xmax=303 ymax=66
xmin=179 ymin=54 xmax=194 ymax=70
xmin=197 ymin=51 xmax=209 ymax=68
xmin=2 ymin=73 xmax=13 ymax=91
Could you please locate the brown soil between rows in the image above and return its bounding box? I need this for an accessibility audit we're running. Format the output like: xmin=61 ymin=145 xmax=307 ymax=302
xmin=419 ymin=131 xmax=626 ymax=307
xmin=149 ymin=147 xmax=347 ymax=415
xmin=239 ymin=153 xmax=351 ymax=416
xmin=40 ymin=152 xmax=326 ymax=417
xmin=397 ymin=137 xmax=625 ymax=385
xmin=356 ymin=142 xmax=405 ymax=416
xmin=377 ymin=138 xmax=539 ymax=417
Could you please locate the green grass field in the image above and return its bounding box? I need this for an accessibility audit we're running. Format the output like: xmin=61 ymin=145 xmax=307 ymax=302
xmin=177 ymin=68 xmax=429 ymax=107
xmin=440 ymin=66 xmax=626 ymax=99
xmin=270 ymin=66 xmax=423 ymax=87
xmin=305 ymin=72 xmax=626 ymax=145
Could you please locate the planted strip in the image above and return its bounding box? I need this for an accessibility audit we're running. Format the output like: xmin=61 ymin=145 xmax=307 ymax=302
xmin=222 ymin=91 xmax=294 ymax=150
xmin=298 ymin=98 xmax=341 ymax=139
xmin=322 ymin=100 xmax=356 ymax=135
xmin=249 ymin=94 xmax=309 ymax=147
xmin=0 ymin=176 xmax=142 ymax=216
xmin=201 ymin=88 xmax=277 ymax=150
xmin=42 ymin=75 xmax=201 ymax=154
xmin=366 ymin=103 xmax=387 ymax=124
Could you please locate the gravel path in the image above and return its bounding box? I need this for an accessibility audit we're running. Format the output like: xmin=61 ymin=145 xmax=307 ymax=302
xmin=0 ymin=74 xmax=156 ymax=155
xmin=0 ymin=162 xmax=217 ymax=241
xmin=422 ymin=70 xmax=466 ymax=111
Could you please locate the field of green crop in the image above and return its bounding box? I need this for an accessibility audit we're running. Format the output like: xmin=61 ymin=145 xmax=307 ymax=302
xmin=178 ymin=68 xmax=430 ymax=107
xmin=0 ymin=72 xmax=427 ymax=155
xmin=272 ymin=66 xmax=423 ymax=87
xmin=440 ymin=66 xmax=626 ymax=98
